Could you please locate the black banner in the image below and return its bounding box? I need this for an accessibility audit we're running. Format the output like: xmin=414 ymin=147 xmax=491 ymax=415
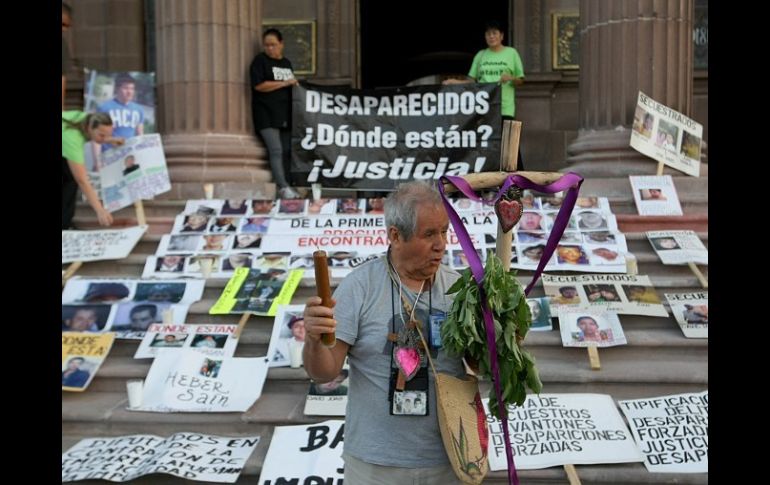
xmin=291 ymin=83 xmax=502 ymax=190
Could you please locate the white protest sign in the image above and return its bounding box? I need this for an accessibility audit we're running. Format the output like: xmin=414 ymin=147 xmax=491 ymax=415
xmin=629 ymin=175 xmax=683 ymax=216
xmin=618 ymin=391 xmax=708 ymax=473
xmin=134 ymin=324 xmax=239 ymax=359
xmin=258 ymin=420 xmax=344 ymax=485
xmin=484 ymin=394 xmax=643 ymax=470
xmin=664 ymin=293 xmax=708 ymax=338
xmin=62 ymin=226 xmax=147 ymax=263
xmin=138 ymin=348 xmax=269 ymax=412
xmin=62 ymin=432 xmax=259 ymax=482
xmin=630 ymin=91 xmax=703 ymax=177
xmin=647 ymin=230 xmax=708 ymax=265
xmin=100 ymin=134 xmax=172 ymax=212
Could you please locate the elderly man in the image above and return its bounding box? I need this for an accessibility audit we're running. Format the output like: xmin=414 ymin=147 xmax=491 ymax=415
xmin=302 ymin=181 xmax=464 ymax=484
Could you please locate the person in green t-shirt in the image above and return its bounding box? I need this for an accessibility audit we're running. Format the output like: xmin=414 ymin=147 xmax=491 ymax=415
xmin=62 ymin=111 xmax=124 ymax=229
xmin=444 ymin=20 xmax=526 ymax=169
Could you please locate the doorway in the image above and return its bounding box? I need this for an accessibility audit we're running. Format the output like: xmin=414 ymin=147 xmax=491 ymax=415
xmin=359 ymin=0 xmax=509 ymax=88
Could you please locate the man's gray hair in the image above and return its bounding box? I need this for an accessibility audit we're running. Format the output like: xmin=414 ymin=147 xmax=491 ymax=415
xmin=384 ymin=181 xmax=443 ymax=241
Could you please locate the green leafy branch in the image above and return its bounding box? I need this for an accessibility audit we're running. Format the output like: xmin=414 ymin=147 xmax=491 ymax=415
xmin=442 ymin=253 xmax=543 ymax=419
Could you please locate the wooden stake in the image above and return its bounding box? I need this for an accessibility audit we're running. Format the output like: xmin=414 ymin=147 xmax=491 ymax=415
xmin=587 ymin=345 xmax=601 ymax=370
xmin=162 ymin=308 xmax=174 ymax=324
xmin=134 ymin=200 xmax=147 ymax=226
xmin=564 ymin=464 xmax=582 ymax=485
xmin=495 ymin=120 xmax=522 ymax=272
xmin=687 ymin=262 xmax=708 ymax=288
xmin=656 ymin=162 xmax=665 ymax=176
xmin=62 ymin=261 xmax=83 ymax=287
xmin=233 ymin=312 xmax=251 ymax=339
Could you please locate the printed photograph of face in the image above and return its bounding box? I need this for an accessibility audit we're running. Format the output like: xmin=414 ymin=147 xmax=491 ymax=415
xmin=149 ymin=332 xmax=188 ymax=348
xmin=181 ymin=213 xmax=209 ymax=232
xmin=526 ymin=297 xmax=552 ymax=330
xmin=62 ymin=304 xmax=112 ymax=332
xmin=556 ymin=245 xmax=589 ymax=265
xmin=650 ymin=237 xmax=680 ymax=251
xmin=278 ymin=198 xmax=307 ymax=215
xmin=155 ymin=255 xmax=186 ymax=273
xmin=640 ymin=188 xmax=667 ymax=201
xmin=572 ymin=315 xmax=613 ymax=343
xmin=682 ymin=304 xmax=708 ymax=324
xmin=167 ymin=234 xmax=201 ymax=252
xmin=251 ymin=199 xmax=275 ymax=215
xmin=111 ymin=302 xmax=170 ymax=331
xmin=577 ymin=211 xmax=607 ymax=230
xmin=134 ymin=282 xmax=186 ymax=303
xmin=309 ymin=369 xmax=349 ymax=396
xmin=517 ymin=212 xmax=544 ymax=231
xmin=337 ymin=197 xmax=363 ymax=214
xmin=392 ymin=390 xmax=427 ymax=415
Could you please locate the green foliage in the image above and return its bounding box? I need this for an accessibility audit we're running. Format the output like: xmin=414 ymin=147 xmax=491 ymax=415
xmin=443 ymin=253 xmax=543 ymax=419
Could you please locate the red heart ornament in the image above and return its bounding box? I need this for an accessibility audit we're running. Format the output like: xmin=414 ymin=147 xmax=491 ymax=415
xmin=394 ymin=346 xmax=421 ymax=381
xmin=494 ymin=198 xmax=523 ymax=233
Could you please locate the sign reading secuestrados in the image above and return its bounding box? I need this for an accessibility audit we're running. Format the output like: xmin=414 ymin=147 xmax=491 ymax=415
xmin=629 ymin=91 xmax=703 ymax=177
xmin=291 ymin=84 xmax=502 ymax=189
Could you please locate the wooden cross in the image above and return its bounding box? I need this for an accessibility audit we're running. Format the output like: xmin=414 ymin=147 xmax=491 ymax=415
xmin=442 ymin=120 xmax=583 ymax=484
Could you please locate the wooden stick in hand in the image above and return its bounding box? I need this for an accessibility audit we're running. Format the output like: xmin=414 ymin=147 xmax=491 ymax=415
xmin=313 ymin=250 xmax=336 ymax=347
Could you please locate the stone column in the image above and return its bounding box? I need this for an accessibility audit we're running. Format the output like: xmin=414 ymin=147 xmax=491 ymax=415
xmin=155 ymin=0 xmax=273 ymax=192
xmin=566 ymin=0 xmax=697 ymax=176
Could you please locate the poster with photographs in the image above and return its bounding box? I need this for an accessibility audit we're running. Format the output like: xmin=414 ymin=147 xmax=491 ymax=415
xmin=83 ymin=69 xmax=156 ymax=134
xmin=156 ymin=196 xmax=627 ymax=278
xmin=62 ymin=432 xmax=259 ymax=483
xmin=629 ymin=91 xmax=703 ymax=177
xmin=266 ymin=305 xmax=306 ymax=367
xmin=209 ymin=267 xmax=303 ymax=316
xmin=62 ymin=332 xmax=116 ymax=392
xmin=62 ymin=277 xmax=204 ymax=304
xmin=558 ymin=311 xmax=627 ymax=348
xmin=304 ymin=366 xmax=350 ymax=416
xmin=664 ymin=292 xmax=708 ymax=338
xmin=134 ymin=323 xmax=240 ymax=359
xmin=526 ymin=297 xmax=553 ymax=331
xmin=647 ymin=230 xmax=708 ymax=265
xmin=543 ymin=274 xmax=668 ymax=317
xmin=81 ymin=70 xmax=156 ymax=176
xmin=629 ymin=175 xmax=683 ymax=216
xmin=137 ymin=348 xmax=270 ymax=412
xmin=618 ymin=391 xmax=708 ymax=473
xmin=99 ymin=134 xmax=171 ymax=212
xmin=61 ymin=278 xmax=204 ymax=339
xmin=62 ymin=225 xmax=146 ymax=263
xmin=258 ymin=420 xmax=345 ymax=485
xmin=484 ymin=394 xmax=644 ymax=470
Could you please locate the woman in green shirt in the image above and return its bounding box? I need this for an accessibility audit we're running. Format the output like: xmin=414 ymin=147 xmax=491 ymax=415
xmin=62 ymin=111 xmax=124 ymax=229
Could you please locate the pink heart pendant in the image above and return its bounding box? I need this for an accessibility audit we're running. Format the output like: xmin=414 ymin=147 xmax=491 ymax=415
xmin=494 ymin=198 xmax=523 ymax=233
xmin=394 ymin=346 xmax=421 ymax=380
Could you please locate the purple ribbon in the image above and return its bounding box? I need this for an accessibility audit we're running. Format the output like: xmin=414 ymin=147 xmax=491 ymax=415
xmin=438 ymin=172 xmax=583 ymax=485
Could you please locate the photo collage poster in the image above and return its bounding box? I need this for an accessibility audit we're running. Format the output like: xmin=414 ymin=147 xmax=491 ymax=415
xmin=61 ymin=278 xmax=205 ymax=340
xmin=630 ymin=91 xmax=703 ymax=177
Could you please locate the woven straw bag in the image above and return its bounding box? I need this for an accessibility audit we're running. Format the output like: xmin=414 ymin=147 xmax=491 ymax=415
xmin=434 ymin=372 xmax=489 ymax=484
